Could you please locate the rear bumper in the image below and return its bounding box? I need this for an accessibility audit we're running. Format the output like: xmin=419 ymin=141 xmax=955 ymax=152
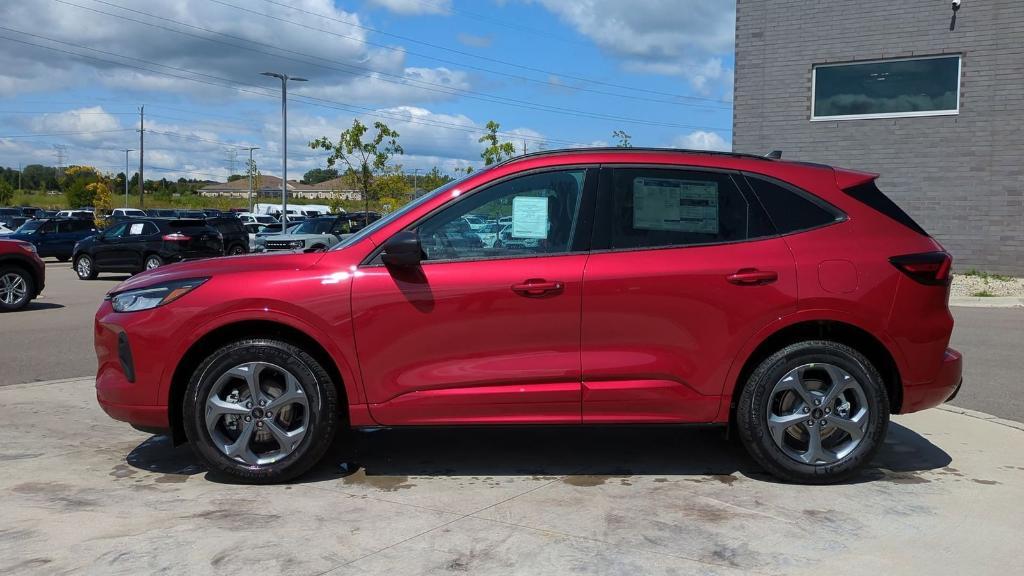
xmin=901 ymin=348 xmax=963 ymax=413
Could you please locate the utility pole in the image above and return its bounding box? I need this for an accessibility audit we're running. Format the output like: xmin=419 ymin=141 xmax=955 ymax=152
xmin=52 ymin=145 xmax=68 ymax=179
xmin=261 ymin=72 xmax=307 ymax=229
xmin=121 ymin=149 xmax=134 ymax=208
xmin=523 ymin=139 xmax=528 ymax=155
xmin=17 ymin=162 xmax=21 ymax=192
xmin=411 ymin=168 xmax=421 ymax=198
xmin=245 ymin=146 xmax=259 ymax=212
xmin=138 ymin=106 xmax=145 ymax=209
xmin=225 ymin=148 xmax=238 ymax=176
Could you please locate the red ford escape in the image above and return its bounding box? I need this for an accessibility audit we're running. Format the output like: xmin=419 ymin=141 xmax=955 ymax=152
xmin=94 ymin=149 xmax=962 ymax=484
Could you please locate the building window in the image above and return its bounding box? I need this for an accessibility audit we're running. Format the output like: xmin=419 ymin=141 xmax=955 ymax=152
xmin=811 ymin=55 xmax=961 ymax=120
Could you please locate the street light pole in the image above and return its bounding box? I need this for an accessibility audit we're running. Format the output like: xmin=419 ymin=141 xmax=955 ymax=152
xmin=412 ymin=168 xmax=421 ymax=198
xmin=121 ymin=149 xmax=134 ymax=208
xmin=245 ymin=146 xmax=259 ymax=213
xmin=261 ymin=72 xmax=307 ymax=229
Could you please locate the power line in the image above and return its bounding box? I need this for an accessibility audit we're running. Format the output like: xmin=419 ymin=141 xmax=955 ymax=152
xmin=0 ymin=30 xmax=588 ymax=146
xmin=0 ymin=129 xmax=134 ymax=138
xmin=54 ymin=0 xmax=731 ymax=128
xmin=246 ymin=0 xmax=733 ymax=106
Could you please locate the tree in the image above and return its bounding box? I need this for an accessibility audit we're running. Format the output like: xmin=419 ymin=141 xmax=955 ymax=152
xmin=372 ymin=172 xmax=413 ymax=213
xmin=0 ymin=179 xmax=13 ymax=206
xmin=302 ymin=167 xmax=339 ymax=185
xmin=310 ymin=119 xmax=403 ymax=225
xmin=62 ymin=166 xmax=113 ymax=225
xmin=613 ymin=130 xmax=632 ymax=148
xmin=417 ymin=166 xmax=453 ymax=192
xmin=478 ymin=120 xmax=516 ymax=165
xmin=226 ymin=174 xmax=245 ymax=182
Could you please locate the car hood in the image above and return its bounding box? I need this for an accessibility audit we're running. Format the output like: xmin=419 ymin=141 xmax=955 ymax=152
xmin=108 ymin=251 xmax=321 ymax=294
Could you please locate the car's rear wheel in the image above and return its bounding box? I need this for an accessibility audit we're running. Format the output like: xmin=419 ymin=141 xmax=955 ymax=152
xmin=183 ymin=338 xmax=339 ymax=483
xmin=0 ymin=267 xmax=34 ymax=312
xmin=74 ymin=254 xmax=97 ymax=280
xmin=736 ymin=340 xmax=889 ymax=484
xmin=144 ymin=254 xmax=163 ymax=270
xmin=229 ymin=244 xmax=245 ymax=256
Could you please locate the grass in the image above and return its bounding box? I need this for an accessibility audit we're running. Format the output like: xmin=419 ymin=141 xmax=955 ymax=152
xmin=961 ymin=269 xmax=1015 ymax=282
xmin=971 ymin=289 xmax=997 ymax=297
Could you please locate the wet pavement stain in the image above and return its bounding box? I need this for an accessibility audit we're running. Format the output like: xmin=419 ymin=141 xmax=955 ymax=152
xmin=109 ymin=464 xmax=136 ymax=479
xmin=341 ymin=469 xmax=414 ymax=492
xmin=154 ymin=474 xmax=188 ymax=484
xmin=563 ymin=475 xmax=625 ymax=487
xmin=972 ymin=479 xmax=1001 ymax=485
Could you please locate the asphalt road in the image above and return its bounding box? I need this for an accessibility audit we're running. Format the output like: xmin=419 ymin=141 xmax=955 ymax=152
xmin=2 ymin=260 xmax=1022 ymax=421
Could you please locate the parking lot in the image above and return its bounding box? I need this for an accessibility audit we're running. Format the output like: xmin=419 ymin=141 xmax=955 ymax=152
xmin=2 ymin=260 xmax=1024 ymax=575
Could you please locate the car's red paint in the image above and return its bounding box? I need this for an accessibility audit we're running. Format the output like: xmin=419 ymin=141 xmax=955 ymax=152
xmin=0 ymin=238 xmax=46 ymax=301
xmin=94 ymin=149 xmax=962 ymax=435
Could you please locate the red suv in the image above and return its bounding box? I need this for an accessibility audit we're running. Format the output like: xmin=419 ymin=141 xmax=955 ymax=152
xmin=94 ymin=149 xmax=962 ymax=484
xmin=0 ymin=238 xmax=45 ymax=312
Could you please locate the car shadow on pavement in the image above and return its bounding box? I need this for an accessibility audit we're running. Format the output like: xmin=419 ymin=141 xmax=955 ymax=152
xmin=21 ymin=301 xmax=65 ymax=311
xmin=125 ymin=421 xmax=950 ymax=486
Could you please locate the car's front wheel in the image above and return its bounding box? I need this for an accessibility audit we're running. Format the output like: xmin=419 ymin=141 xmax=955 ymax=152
xmin=736 ymin=340 xmax=889 ymax=484
xmin=228 ymin=244 xmax=245 ymax=256
xmin=183 ymin=338 xmax=340 ymax=483
xmin=74 ymin=254 xmax=97 ymax=280
xmin=0 ymin=267 xmax=34 ymax=311
xmin=144 ymin=254 xmax=163 ymax=270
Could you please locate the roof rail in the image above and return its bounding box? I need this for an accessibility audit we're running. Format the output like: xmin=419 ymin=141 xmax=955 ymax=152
xmin=490 ymin=146 xmax=779 ymax=169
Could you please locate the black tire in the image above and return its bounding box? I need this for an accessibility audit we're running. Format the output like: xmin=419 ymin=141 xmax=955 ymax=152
xmin=228 ymin=244 xmax=246 ymax=256
xmin=144 ymin=254 xmax=163 ymax=270
xmin=56 ymin=255 xmax=70 ymax=262
xmin=74 ymin=254 xmax=97 ymax=280
xmin=0 ymin=266 xmax=34 ymax=312
xmin=736 ymin=340 xmax=889 ymax=484
xmin=183 ymin=338 xmax=340 ymax=483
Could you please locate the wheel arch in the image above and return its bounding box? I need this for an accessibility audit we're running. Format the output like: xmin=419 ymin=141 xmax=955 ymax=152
xmin=726 ymin=319 xmax=903 ymax=421
xmin=167 ymin=319 xmax=350 ymax=444
xmin=0 ymin=256 xmax=40 ymax=294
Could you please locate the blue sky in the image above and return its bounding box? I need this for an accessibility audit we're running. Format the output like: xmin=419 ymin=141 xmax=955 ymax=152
xmin=0 ymin=0 xmax=735 ymax=182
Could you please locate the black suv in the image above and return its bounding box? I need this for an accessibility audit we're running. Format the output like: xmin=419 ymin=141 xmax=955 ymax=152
xmin=205 ymin=216 xmax=249 ymax=255
xmin=72 ymin=218 xmax=223 ymax=279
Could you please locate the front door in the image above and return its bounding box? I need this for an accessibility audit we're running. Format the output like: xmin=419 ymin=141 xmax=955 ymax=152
xmin=91 ymin=222 xmax=130 ymax=269
xmin=581 ymin=166 xmax=798 ymax=423
xmin=352 ymin=168 xmax=596 ymax=425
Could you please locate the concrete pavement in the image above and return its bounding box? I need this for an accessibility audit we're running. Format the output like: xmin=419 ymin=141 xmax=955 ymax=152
xmin=1 ymin=377 xmax=1022 ymax=575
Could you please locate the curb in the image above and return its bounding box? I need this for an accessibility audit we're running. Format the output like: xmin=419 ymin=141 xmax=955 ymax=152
xmin=949 ymin=296 xmax=1024 ymax=308
xmin=0 ymin=376 xmax=94 ymax=389
xmin=939 ymin=404 xmax=1024 ymax=432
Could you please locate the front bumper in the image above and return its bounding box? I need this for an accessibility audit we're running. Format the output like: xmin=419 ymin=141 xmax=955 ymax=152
xmin=94 ymin=302 xmax=169 ymax=430
xmin=901 ymin=348 xmax=963 ymax=413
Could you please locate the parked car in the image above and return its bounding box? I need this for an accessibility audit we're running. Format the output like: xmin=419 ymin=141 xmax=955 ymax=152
xmin=73 ymin=218 xmax=223 ymax=279
xmin=236 ymin=213 xmax=279 ymax=226
xmin=0 ymin=208 xmax=26 ymax=230
xmin=0 ymin=223 xmax=14 ymax=235
xmin=94 ymin=148 xmax=962 ymax=485
xmin=148 ymin=209 xmax=180 ymax=218
xmin=7 ymin=217 xmax=97 ymax=261
xmin=206 ymin=216 xmax=249 ymax=256
xmin=0 ymin=239 xmax=45 ymax=311
xmin=202 ymin=209 xmax=224 ymax=217
xmin=345 ymin=211 xmax=381 ymax=232
xmin=55 ymin=209 xmax=94 ymax=219
xmin=254 ymin=216 xmax=349 ymax=253
xmin=242 ymin=222 xmax=265 ymax=251
xmin=476 ymin=222 xmax=502 ymax=248
xmin=19 ymin=206 xmax=44 ymax=218
xmin=110 ymin=208 xmax=148 ymax=218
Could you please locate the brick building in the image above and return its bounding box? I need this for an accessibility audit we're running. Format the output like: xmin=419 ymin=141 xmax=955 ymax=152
xmin=733 ymin=0 xmax=1024 ymax=273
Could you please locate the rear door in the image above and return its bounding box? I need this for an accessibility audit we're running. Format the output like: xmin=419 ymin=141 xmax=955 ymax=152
xmin=352 ymin=168 xmax=597 ymax=425
xmin=91 ymin=222 xmax=130 ymax=269
xmin=580 ymin=166 xmax=797 ymax=423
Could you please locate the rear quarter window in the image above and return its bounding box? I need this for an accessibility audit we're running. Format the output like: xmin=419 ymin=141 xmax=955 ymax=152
xmin=744 ymin=175 xmax=843 ymax=234
xmin=843 ymin=181 xmax=928 ymax=236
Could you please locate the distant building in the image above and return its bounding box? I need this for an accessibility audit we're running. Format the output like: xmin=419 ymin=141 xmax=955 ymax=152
xmin=733 ymin=0 xmax=1024 ymax=274
xmin=199 ymin=175 xmax=362 ymax=201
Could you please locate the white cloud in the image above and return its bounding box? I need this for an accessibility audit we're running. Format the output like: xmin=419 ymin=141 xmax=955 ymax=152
xmin=368 ymin=0 xmax=452 ymax=15
xmin=0 ymin=0 xmax=467 ymax=105
xmin=526 ymin=0 xmax=735 ymax=93
xmin=671 ymin=130 xmax=731 ymax=152
xmin=456 ymin=33 xmax=494 ymax=48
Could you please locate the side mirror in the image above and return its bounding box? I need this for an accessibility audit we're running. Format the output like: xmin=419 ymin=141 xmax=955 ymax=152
xmin=381 ymin=230 xmax=423 ymax=268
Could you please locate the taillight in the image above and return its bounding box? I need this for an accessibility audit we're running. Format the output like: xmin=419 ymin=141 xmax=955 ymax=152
xmin=889 ymin=252 xmax=951 ymax=285
xmin=162 ymin=233 xmax=189 ymax=241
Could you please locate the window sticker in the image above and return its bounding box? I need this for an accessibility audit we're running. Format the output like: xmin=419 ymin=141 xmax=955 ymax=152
xmin=633 ymin=177 xmax=719 ymax=234
xmin=511 ymin=196 xmax=548 ymax=239
xmin=129 ymin=223 xmax=145 ymax=235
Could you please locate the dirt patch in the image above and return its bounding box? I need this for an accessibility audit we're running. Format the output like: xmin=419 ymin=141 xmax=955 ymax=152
xmin=341 ymin=469 xmax=414 ymax=492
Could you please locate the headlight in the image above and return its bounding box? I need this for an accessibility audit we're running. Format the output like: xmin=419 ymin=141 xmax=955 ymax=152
xmin=18 ymin=242 xmax=36 ymax=254
xmin=108 ymin=278 xmax=208 ymax=313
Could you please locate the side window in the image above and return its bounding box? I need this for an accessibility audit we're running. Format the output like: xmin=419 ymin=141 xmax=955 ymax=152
xmin=104 ymin=222 xmax=130 ymax=239
xmin=745 ymin=175 xmax=840 ymax=234
xmin=73 ymin=220 xmax=95 ymax=232
xmin=47 ymin=221 xmax=65 ymax=233
xmin=125 ymin=222 xmax=157 ymax=236
xmin=417 ymin=170 xmax=585 ymax=261
xmin=604 ymin=168 xmax=773 ymax=250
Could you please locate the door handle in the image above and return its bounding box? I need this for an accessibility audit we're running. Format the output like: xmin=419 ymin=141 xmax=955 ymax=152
xmin=511 ymin=279 xmax=564 ymax=297
xmin=726 ymin=268 xmax=778 ymax=285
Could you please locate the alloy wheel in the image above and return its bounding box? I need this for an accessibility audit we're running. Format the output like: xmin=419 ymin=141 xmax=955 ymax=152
xmin=766 ymin=363 xmax=869 ymax=465
xmin=204 ymin=362 xmax=309 ymax=466
xmin=0 ymin=272 xmax=28 ymax=306
xmin=145 ymin=257 xmax=161 ymax=270
xmin=77 ymin=257 xmax=92 ymax=278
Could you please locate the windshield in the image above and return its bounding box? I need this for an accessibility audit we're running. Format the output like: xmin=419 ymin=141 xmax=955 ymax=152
xmin=330 ymin=173 xmax=480 ymax=251
xmin=256 ymin=215 xmax=277 ymax=224
xmin=15 ymin=220 xmax=43 ymax=233
xmin=291 ymin=219 xmax=334 ymax=234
